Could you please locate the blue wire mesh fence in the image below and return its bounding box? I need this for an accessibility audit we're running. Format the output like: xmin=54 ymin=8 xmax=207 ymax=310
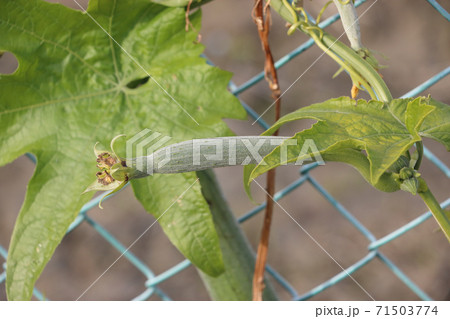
xmin=1 ymin=0 xmax=449 ymax=301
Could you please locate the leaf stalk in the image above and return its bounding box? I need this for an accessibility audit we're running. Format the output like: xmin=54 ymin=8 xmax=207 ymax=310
xmin=418 ymin=180 xmax=450 ymax=242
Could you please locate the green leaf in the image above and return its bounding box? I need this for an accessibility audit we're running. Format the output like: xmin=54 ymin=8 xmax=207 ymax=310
xmin=0 ymin=0 xmax=245 ymax=300
xmin=243 ymin=164 xmax=257 ymax=203
xmin=152 ymin=0 xmax=211 ymax=7
xmin=418 ymin=98 xmax=450 ymax=150
xmin=132 ymin=173 xmax=224 ymax=277
xmin=245 ymin=96 xmax=449 ymax=191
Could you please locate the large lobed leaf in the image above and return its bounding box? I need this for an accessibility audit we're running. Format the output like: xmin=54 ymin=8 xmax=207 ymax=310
xmin=0 ymin=0 xmax=246 ymax=300
xmin=246 ymin=96 xmax=449 ymax=189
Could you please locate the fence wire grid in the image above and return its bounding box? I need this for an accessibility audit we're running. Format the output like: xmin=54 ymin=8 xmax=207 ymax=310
xmin=1 ymin=0 xmax=449 ymax=301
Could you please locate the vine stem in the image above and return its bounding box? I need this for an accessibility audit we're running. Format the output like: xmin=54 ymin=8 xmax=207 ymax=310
xmin=332 ymin=0 xmax=363 ymax=51
xmin=197 ymin=170 xmax=278 ymax=300
xmin=269 ymin=0 xmax=393 ymax=103
xmin=419 ymin=181 xmax=450 ymax=242
xmin=252 ymin=0 xmax=282 ymax=301
xmin=307 ymin=30 xmax=377 ymax=100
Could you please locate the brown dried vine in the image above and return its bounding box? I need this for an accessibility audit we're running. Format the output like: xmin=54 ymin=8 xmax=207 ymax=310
xmin=185 ymin=0 xmax=202 ymax=43
xmin=251 ymin=0 xmax=282 ymax=301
